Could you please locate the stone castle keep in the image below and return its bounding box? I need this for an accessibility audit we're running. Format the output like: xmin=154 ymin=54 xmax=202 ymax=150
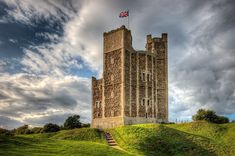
xmin=91 ymin=26 xmax=168 ymax=129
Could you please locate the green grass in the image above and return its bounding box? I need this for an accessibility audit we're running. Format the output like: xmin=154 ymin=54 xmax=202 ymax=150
xmin=0 ymin=128 xmax=131 ymax=156
xmin=108 ymin=122 xmax=235 ymax=156
xmin=51 ymin=128 xmax=105 ymax=143
xmin=1 ymin=122 xmax=235 ymax=156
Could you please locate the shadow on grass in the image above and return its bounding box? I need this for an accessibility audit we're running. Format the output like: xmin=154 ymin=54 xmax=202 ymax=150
xmin=138 ymin=125 xmax=217 ymax=156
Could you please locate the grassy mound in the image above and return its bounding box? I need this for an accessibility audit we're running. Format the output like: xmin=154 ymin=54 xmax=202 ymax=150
xmin=108 ymin=122 xmax=235 ymax=156
xmin=0 ymin=128 xmax=131 ymax=156
xmin=167 ymin=121 xmax=227 ymax=137
xmin=1 ymin=123 xmax=234 ymax=155
xmin=51 ymin=128 xmax=105 ymax=143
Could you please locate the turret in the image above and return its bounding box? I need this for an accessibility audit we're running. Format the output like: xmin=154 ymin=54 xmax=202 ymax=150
xmin=145 ymin=33 xmax=168 ymax=54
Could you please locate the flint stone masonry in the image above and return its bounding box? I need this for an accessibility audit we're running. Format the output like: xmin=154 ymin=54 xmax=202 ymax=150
xmin=91 ymin=26 xmax=168 ymax=129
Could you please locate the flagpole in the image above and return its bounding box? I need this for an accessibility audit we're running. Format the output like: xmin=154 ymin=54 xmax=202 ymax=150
xmin=128 ymin=10 xmax=129 ymax=29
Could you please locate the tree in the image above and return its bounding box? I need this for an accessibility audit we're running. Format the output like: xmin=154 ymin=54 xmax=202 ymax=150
xmin=64 ymin=115 xmax=82 ymax=129
xmin=192 ymin=109 xmax=229 ymax=124
xmin=31 ymin=127 xmax=43 ymax=134
xmin=43 ymin=123 xmax=60 ymax=133
xmin=15 ymin=125 xmax=31 ymax=134
xmin=192 ymin=109 xmax=217 ymax=122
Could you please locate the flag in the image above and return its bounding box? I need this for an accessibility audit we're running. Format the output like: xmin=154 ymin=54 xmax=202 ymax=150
xmin=119 ymin=10 xmax=129 ymax=18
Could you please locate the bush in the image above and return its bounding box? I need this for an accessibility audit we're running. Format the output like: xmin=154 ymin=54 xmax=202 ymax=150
xmin=43 ymin=123 xmax=60 ymax=133
xmin=0 ymin=128 xmax=8 ymax=134
xmin=64 ymin=115 xmax=82 ymax=129
xmin=0 ymin=128 xmax=12 ymax=136
xmin=216 ymin=116 xmax=229 ymax=124
xmin=81 ymin=123 xmax=90 ymax=128
xmin=31 ymin=127 xmax=43 ymax=134
xmin=193 ymin=109 xmax=229 ymax=124
xmin=15 ymin=125 xmax=31 ymax=134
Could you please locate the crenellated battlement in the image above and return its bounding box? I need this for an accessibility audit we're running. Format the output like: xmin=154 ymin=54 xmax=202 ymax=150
xmin=146 ymin=33 xmax=168 ymax=53
xmin=103 ymin=25 xmax=130 ymax=36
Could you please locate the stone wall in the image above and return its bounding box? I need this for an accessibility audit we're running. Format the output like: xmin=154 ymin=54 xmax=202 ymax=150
xmin=138 ymin=53 xmax=146 ymax=117
xmin=104 ymin=49 xmax=122 ymax=117
xmin=124 ymin=116 xmax=156 ymax=125
xmin=92 ymin=117 xmax=124 ymax=129
xmin=152 ymin=34 xmax=168 ymax=122
xmin=131 ymin=52 xmax=137 ymax=117
xmin=104 ymin=29 xmax=122 ymax=53
xmin=124 ymin=50 xmax=130 ymax=117
xmin=92 ymin=77 xmax=103 ymax=119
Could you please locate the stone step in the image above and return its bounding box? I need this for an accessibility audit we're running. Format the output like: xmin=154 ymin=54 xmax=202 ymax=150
xmin=108 ymin=140 xmax=116 ymax=143
xmin=106 ymin=137 xmax=113 ymax=139
xmin=109 ymin=143 xmax=117 ymax=146
xmin=104 ymin=132 xmax=118 ymax=147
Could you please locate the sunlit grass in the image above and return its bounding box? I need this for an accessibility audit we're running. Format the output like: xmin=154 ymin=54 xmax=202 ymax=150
xmin=108 ymin=122 xmax=235 ymax=156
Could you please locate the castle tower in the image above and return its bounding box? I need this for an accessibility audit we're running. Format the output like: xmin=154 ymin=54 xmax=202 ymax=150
xmin=91 ymin=26 xmax=168 ymax=129
xmin=146 ymin=34 xmax=168 ymax=121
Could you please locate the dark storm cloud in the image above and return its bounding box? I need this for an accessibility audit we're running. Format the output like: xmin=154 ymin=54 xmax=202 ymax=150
xmin=169 ymin=0 xmax=235 ymax=119
xmin=0 ymin=92 xmax=8 ymax=99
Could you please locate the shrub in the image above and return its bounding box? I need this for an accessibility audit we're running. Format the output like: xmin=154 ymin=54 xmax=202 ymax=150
xmin=81 ymin=123 xmax=90 ymax=128
xmin=64 ymin=115 xmax=82 ymax=129
xmin=43 ymin=123 xmax=60 ymax=133
xmin=0 ymin=128 xmax=12 ymax=136
xmin=193 ymin=109 xmax=229 ymax=124
xmin=216 ymin=116 xmax=229 ymax=124
xmin=0 ymin=128 xmax=8 ymax=134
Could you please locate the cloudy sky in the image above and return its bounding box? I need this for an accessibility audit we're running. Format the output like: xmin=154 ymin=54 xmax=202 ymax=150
xmin=0 ymin=0 xmax=234 ymax=129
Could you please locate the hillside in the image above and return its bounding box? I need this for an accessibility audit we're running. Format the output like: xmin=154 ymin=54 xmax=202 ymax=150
xmin=108 ymin=121 xmax=235 ymax=156
xmin=0 ymin=128 xmax=130 ymax=156
xmin=0 ymin=122 xmax=235 ymax=156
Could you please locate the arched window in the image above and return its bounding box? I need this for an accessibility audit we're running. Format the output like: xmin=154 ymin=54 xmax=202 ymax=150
xmin=111 ymin=110 xmax=114 ymax=117
xmin=95 ymin=101 xmax=99 ymax=108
